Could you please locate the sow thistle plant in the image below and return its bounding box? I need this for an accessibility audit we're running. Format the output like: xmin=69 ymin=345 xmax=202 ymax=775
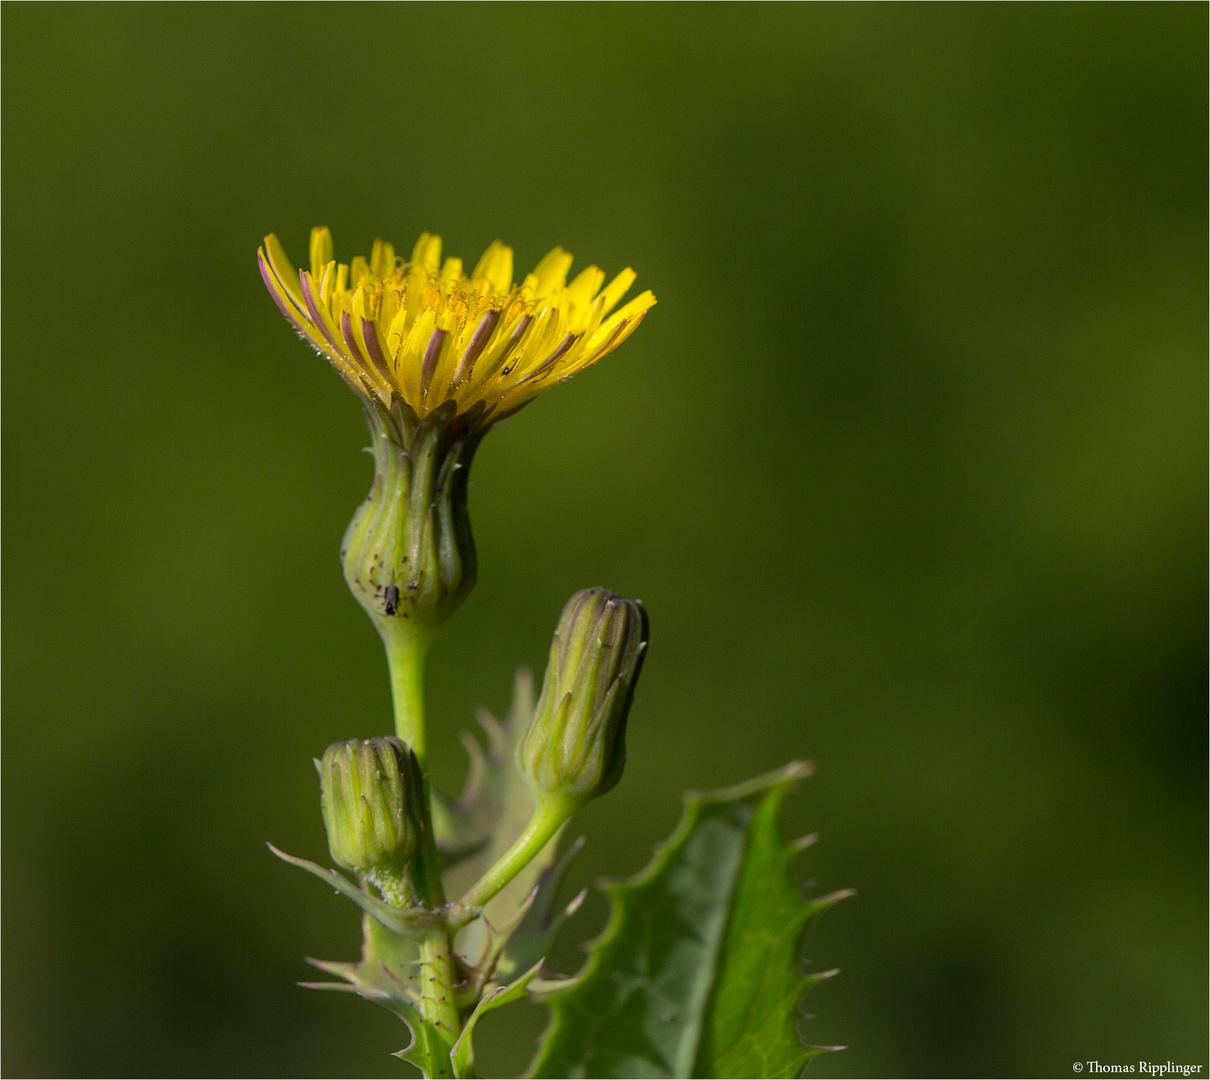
xmin=260 ymin=226 xmax=850 ymax=1078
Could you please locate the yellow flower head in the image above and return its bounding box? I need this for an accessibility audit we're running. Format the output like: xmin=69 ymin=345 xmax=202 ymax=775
xmin=258 ymin=227 xmax=655 ymax=428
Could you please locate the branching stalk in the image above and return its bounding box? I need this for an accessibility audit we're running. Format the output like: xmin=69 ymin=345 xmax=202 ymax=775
xmin=453 ymin=798 xmax=572 ymax=922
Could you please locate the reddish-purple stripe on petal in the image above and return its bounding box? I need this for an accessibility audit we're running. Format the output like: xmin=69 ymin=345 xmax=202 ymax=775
xmin=584 ymin=321 xmax=627 ymax=364
xmin=451 ymin=308 xmax=500 ymax=385
xmin=469 ymin=313 xmax=534 ymax=390
xmin=420 ymin=328 xmax=449 ymax=397
xmin=509 ymin=313 xmax=533 ymax=347
xmin=360 ymin=317 xmax=393 ymax=380
xmin=258 ymin=249 xmax=312 ymax=337
xmin=340 ymin=310 xmax=368 ymax=367
xmin=512 ymin=333 xmax=576 ymax=388
xmin=497 ymin=313 xmax=533 ymax=367
xmin=300 ymin=271 xmax=347 ymax=358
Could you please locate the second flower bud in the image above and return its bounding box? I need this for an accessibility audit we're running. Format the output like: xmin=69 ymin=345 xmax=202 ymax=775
xmin=518 ymin=587 xmax=649 ymax=812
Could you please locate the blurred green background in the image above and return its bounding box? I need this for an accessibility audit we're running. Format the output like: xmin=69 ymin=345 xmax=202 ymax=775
xmin=3 ymin=5 xmax=1205 ymax=1077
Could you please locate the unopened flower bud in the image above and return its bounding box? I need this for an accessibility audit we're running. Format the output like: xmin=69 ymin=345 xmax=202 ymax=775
xmin=518 ymin=588 xmax=648 ymax=809
xmin=319 ymin=736 xmax=424 ymax=902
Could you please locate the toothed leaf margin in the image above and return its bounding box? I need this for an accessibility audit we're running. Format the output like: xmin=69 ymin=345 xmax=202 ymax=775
xmin=527 ymin=761 xmax=849 ymax=1079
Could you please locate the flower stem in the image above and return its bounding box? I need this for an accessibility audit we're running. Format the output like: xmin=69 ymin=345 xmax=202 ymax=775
xmin=455 ymin=797 xmax=571 ymax=920
xmin=384 ymin=626 xmax=433 ymax=765
xmin=383 ymin=625 xmax=459 ymax=1061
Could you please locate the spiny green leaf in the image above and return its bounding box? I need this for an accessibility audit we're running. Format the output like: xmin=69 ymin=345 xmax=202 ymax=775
xmin=693 ymin=799 xmax=852 ymax=1078
xmin=302 ymin=915 xmax=420 ymax=1010
xmin=394 ymin=1014 xmax=456 ymax=1079
xmin=527 ymin=762 xmax=847 ymax=1079
xmin=450 ymin=961 xmax=544 ymax=1079
xmin=302 ymin=916 xmax=454 ymax=1079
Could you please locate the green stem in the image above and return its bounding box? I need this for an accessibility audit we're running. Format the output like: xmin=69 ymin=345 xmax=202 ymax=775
xmin=454 ymin=798 xmax=572 ymax=920
xmin=384 ymin=626 xmax=433 ymax=765
xmin=383 ymin=624 xmax=459 ymax=1063
xmin=383 ymin=625 xmax=444 ymax=905
xmin=419 ymin=931 xmax=461 ymax=1052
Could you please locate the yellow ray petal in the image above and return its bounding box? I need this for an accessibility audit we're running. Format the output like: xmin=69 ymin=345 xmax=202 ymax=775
xmin=411 ymin=232 xmax=442 ymax=272
xmin=370 ymin=239 xmax=395 ymax=279
xmin=399 ymin=308 xmax=436 ymax=406
xmin=582 ymin=290 xmax=656 ymax=355
xmin=588 ymin=307 xmax=651 ymax=364
xmin=263 ymin=233 xmax=306 ymax=312
xmin=531 ymin=247 xmax=574 ymax=296
xmin=310 ymin=227 xmax=334 ymax=282
xmin=567 ymin=265 xmax=605 ymax=309
xmin=318 ymin=260 xmax=338 ymax=308
xmin=472 ymin=241 xmax=514 ymax=294
xmin=596 ymin=267 xmax=637 ymax=318
xmin=608 ymin=289 xmax=656 ymax=324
